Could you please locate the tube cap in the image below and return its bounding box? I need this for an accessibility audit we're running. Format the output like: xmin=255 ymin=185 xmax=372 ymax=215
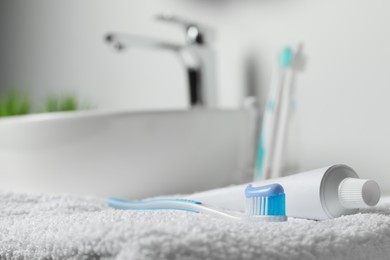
xmin=338 ymin=178 xmax=381 ymax=209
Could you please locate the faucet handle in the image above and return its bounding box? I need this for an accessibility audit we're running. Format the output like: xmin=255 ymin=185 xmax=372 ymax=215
xmin=155 ymin=13 xmax=214 ymax=45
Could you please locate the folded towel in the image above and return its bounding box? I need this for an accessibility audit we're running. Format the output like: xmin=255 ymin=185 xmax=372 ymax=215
xmin=1 ymin=192 xmax=390 ymax=260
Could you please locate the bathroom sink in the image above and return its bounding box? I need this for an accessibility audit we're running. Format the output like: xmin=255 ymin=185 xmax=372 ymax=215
xmin=0 ymin=108 xmax=258 ymax=198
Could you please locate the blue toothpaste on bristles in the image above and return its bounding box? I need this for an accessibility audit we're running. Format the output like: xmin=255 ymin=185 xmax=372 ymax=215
xmin=245 ymin=183 xmax=287 ymax=222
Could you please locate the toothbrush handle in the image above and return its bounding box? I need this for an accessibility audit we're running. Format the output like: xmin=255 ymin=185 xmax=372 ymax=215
xmin=272 ymin=67 xmax=294 ymax=177
xmin=106 ymin=198 xmax=240 ymax=221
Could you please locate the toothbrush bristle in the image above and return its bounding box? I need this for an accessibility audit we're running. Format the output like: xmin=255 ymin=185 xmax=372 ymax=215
xmin=246 ymin=193 xmax=285 ymax=216
xmin=244 ymin=183 xmax=287 ymax=222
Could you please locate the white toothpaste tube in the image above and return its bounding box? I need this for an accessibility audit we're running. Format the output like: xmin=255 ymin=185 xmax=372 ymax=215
xmin=188 ymin=164 xmax=381 ymax=220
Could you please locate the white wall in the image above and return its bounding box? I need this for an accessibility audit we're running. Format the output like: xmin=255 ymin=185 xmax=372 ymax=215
xmin=2 ymin=0 xmax=390 ymax=194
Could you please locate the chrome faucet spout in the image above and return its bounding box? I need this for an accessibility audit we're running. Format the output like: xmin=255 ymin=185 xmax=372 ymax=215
xmin=105 ymin=14 xmax=216 ymax=108
xmin=105 ymin=33 xmax=181 ymax=52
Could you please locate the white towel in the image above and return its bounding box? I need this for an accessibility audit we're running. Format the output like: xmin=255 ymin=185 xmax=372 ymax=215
xmin=1 ymin=191 xmax=390 ymax=260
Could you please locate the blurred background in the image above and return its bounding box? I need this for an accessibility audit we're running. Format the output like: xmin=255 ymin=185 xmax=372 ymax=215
xmin=0 ymin=0 xmax=389 ymax=195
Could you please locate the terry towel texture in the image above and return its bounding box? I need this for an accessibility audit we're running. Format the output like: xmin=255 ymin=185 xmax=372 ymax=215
xmin=0 ymin=192 xmax=390 ymax=260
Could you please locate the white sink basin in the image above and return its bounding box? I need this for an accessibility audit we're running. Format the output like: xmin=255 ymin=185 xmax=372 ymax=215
xmin=0 ymin=108 xmax=258 ymax=199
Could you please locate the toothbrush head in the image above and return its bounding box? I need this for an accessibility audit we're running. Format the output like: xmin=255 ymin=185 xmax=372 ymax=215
xmin=244 ymin=183 xmax=287 ymax=222
xmin=280 ymin=47 xmax=293 ymax=68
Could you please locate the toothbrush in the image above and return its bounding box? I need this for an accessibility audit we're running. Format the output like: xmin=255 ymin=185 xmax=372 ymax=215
xmin=272 ymin=49 xmax=295 ymax=178
xmin=107 ymin=183 xmax=287 ymax=222
xmin=256 ymin=48 xmax=293 ymax=180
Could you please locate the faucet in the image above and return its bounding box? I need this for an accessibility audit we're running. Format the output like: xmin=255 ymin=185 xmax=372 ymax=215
xmin=105 ymin=13 xmax=216 ymax=108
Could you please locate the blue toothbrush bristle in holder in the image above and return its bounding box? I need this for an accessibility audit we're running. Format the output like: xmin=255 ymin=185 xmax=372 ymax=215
xmin=245 ymin=183 xmax=287 ymax=222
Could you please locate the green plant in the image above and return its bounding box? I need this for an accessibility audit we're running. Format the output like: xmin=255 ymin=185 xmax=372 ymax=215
xmin=0 ymin=90 xmax=92 ymax=118
xmin=43 ymin=94 xmax=79 ymax=113
xmin=0 ymin=91 xmax=30 ymax=117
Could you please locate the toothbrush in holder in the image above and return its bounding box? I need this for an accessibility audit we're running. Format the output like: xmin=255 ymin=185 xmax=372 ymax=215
xmin=272 ymin=48 xmax=296 ymax=178
xmin=256 ymin=47 xmax=294 ymax=180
